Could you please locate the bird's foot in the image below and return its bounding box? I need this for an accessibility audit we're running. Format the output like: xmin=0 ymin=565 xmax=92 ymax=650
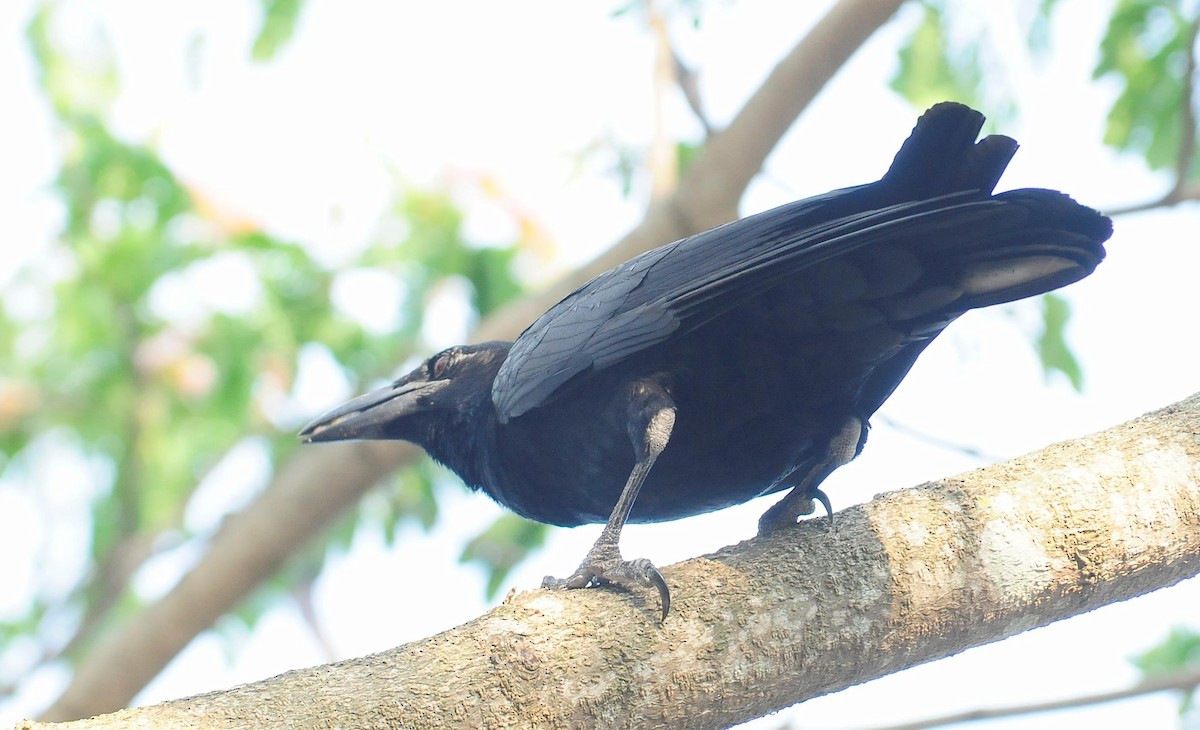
xmin=542 ymin=546 xmax=670 ymax=621
xmin=757 ymin=487 xmax=834 ymax=534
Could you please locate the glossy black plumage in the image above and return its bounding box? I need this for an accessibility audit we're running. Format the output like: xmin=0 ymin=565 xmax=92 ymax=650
xmin=301 ymin=103 xmax=1112 ymax=618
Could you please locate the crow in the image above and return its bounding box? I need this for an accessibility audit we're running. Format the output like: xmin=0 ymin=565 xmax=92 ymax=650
xmin=301 ymin=102 xmax=1111 ymax=620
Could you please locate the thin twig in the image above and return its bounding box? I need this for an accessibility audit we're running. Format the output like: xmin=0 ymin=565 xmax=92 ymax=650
xmin=834 ymin=665 xmax=1200 ymax=730
xmin=291 ymin=575 xmax=338 ymax=663
xmin=873 ymin=415 xmax=1005 ymax=462
xmin=1171 ymin=13 xmax=1199 ymax=191
xmin=1105 ymin=184 xmax=1200 ymax=215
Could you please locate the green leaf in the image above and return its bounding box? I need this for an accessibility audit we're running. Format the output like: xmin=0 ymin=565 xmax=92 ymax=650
xmin=1036 ymin=294 xmax=1084 ymax=392
xmin=360 ymin=461 xmax=443 ymax=543
xmin=468 ymin=247 xmax=523 ymax=316
xmin=1095 ymin=0 xmax=1199 ymax=177
xmin=252 ymin=0 xmax=306 ymax=62
xmin=890 ymin=2 xmax=984 ymax=112
xmin=676 ymin=141 xmax=701 ymax=177
xmin=1132 ymin=627 xmax=1200 ymax=715
xmin=1134 ymin=626 xmax=1200 ymax=675
xmin=459 ymin=515 xmax=549 ymax=599
xmin=25 ymin=6 xmax=119 ymax=117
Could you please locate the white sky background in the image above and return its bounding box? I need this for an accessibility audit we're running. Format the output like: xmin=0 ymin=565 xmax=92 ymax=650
xmin=2 ymin=0 xmax=1200 ymax=727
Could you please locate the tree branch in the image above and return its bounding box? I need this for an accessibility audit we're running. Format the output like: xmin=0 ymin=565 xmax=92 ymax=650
xmin=854 ymin=665 xmax=1200 ymax=730
xmin=19 ymin=393 xmax=1200 ymax=729
xmin=1105 ymin=182 xmax=1200 ymax=216
xmin=647 ymin=0 xmax=680 ymax=199
xmin=1173 ymin=13 xmax=1199 ymax=190
xmin=37 ymin=0 xmax=907 ymax=721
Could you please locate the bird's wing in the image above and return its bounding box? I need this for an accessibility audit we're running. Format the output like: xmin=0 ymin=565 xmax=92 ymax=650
xmin=491 ymin=102 xmax=1109 ymax=421
xmin=492 ymin=188 xmax=1109 ymax=421
xmin=490 ymin=188 xmax=884 ymax=421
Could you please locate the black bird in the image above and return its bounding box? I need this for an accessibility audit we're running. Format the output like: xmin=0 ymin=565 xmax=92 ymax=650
xmin=301 ymin=103 xmax=1111 ymax=620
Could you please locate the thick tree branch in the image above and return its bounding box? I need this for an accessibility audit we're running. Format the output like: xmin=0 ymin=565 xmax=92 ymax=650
xmin=38 ymin=0 xmax=906 ymax=721
xmin=22 ymin=393 xmax=1200 ymax=729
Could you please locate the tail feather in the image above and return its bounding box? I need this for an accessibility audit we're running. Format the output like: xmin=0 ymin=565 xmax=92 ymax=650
xmin=952 ymin=189 xmax=1109 ymax=309
xmin=881 ymin=102 xmax=1019 ymax=197
xmin=854 ymin=186 xmax=1110 ymax=418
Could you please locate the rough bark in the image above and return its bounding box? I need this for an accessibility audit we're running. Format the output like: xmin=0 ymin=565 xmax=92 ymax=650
xmin=37 ymin=0 xmax=907 ymax=721
xmin=21 ymin=393 xmax=1200 ymax=729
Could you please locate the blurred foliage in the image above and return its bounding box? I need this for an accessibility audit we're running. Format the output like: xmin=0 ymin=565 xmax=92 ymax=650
xmin=1133 ymin=627 xmax=1200 ymax=721
xmin=253 ymin=0 xmax=307 ymax=61
xmin=459 ymin=514 xmax=550 ymax=599
xmin=612 ymin=0 xmax=709 ymax=28
xmin=892 ymin=0 xmax=1198 ymax=391
xmin=25 ymin=6 xmax=118 ymax=117
xmin=1095 ymin=0 xmax=1200 ymax=180
xmin=676 ymin=141 xmax=701 ymax=177
xmin=1028 ymin=0 xmax=1067 ymax=54
xmin=892 ymin=2 xmax=985 ymax=113
xmin=3 ymin=0 xmax=537 ymax=688
xmin=1036 ymin=294 xmax=1084 ymax=391
xmin=590 ymin=139 xmax=643 ymax=199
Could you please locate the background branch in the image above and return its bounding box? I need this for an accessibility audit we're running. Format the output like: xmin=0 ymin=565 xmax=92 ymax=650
xmin=853 ymin=664 xmax=1200 ymax=730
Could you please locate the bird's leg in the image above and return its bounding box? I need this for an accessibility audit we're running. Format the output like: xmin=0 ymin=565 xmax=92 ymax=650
xmin=542 ymin=379 xmax=676 ymax=620
xmin=758 ymin=416 xmax=865 ymax=534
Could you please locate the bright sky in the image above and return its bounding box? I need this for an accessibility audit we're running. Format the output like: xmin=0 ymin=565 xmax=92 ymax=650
xmin=3 ymin=1 xmax=1200 ymax=728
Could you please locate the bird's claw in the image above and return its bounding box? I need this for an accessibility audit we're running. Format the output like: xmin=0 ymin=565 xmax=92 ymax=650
xmin=757 ymin=487 xmax=835 ymax=534
xmin=543 ymin=556 xmax=670 ymax=621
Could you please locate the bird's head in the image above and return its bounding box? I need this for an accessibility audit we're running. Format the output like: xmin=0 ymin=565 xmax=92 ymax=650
xmin=299 ymin=341 xmax=511 ymax=445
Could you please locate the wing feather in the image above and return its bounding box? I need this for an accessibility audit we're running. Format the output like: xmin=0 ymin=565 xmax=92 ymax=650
xmin=490 ymin=103 xmax=1108 ymax=422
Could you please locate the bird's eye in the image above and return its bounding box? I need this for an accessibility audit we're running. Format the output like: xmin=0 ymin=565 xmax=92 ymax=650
xmin=430 ymin=353 xmax=452 ymax=379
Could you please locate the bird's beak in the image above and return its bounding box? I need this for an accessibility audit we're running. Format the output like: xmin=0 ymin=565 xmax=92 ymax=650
xmin=299 ymin=378 xmax=453 ymax=442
